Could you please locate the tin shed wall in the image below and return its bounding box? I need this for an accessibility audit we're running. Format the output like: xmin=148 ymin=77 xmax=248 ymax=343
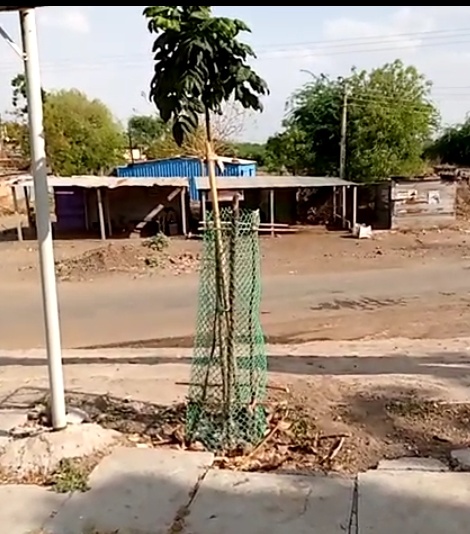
xmin=116 ymin=158 xmax=256 ymax=201
xmin=391 ymin=180 xmax=456 ymax=229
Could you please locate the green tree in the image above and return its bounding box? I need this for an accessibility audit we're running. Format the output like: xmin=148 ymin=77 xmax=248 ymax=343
xmin=275 ymin=60 xmax=438 ymax=182
xmin=143 ymin=5 xmax=268 ymax=147
xmin=43 ymin=90 xmax=125 ymax=175
xmin=265 ymin=128 xmax=313 ymax=175
xmin=11 ymin=73 xmax=48 ymax=117
xmin=286 ymin=74 xmax=343 ymax=176
xmin=426 ymin=118 xmax=470 ymax=165
xmin=346 ymin=61 xmax=438 ymax=180
xmin=144 ymin=5 xmax=269 ymax=438
xmin=127 ymin=114 xmax=166 ymax=157
xmin=228 ymin=141 xmax=266 ymax=166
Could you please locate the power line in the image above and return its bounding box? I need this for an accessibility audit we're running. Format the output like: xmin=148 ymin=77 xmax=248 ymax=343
xmin=255 ymin=26 xmax=470 ymax=52
xmin=3 ymin=25 xmax=470 ymax=72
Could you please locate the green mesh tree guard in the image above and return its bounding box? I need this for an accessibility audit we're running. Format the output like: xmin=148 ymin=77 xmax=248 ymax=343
xmin=186 ymin=207 xmax=267 ymax=451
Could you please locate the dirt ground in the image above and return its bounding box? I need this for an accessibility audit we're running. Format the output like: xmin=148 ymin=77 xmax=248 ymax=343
xmin=62 ymin=387 xmax=470 ymax=475
xmin=2 ymin=220 xmax=470 ymax=282
xmin=3 ymin=220 xmax=470 ymax=345
xmin=2 ymin=337 xmax=470 ymax=475
xmin=3 ymin=220 xmax=470 ymax=473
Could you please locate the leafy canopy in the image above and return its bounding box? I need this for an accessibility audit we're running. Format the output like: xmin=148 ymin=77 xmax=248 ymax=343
xmin=143 ymin=6 xmax=268 ymax=146
xmin=128 ymin=114 xmax=167 ymax=157
xmin=43 ymin=90 xmax=125 ymax=175
xmin=426 ymin=118 xmax=470 ymax=166
xmin=7 ymin=75 xmax=125 ymax=175
xmin=11 ymin=73 xmax=48 ymax=117
xmin=267 ymin=60 xmax=438 ymax=182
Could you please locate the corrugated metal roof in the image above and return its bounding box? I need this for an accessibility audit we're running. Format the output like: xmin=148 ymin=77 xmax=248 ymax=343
xmin=125 ymin=155 xmax=256 ymax=166
xmin=8 ymin=175 xmax=188 ymax=189
xmin=195 ymin=175 xmax=354 ymax=190
xmin=116 ymin=155 xmax=256 ymax=175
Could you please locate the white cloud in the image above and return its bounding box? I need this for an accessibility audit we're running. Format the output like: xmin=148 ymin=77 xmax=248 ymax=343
xmin=311 ymin=7 xmax=470 ymax=126
xmin=247 ymin=6 xmax=470 ymax=140
xmin=322 ymin=7 xmax=435 ymax=56
xmin=39 ymin=8 xmax=90 ymax=34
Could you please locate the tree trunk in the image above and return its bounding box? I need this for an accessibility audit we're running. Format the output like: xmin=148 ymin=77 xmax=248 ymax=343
xmin=205 ymin=107 xmax=212 ymax=144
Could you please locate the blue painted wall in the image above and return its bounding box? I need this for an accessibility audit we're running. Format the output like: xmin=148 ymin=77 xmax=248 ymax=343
xmin=116 ymin=156 xmax=256 ymax=200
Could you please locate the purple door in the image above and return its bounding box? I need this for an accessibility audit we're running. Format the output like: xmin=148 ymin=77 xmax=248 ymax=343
xmin=54 ymin=187 xmax=86 ymax=232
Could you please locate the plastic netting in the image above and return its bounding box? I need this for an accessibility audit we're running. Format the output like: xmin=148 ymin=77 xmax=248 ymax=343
xmin=186 ymin=207 xmax=267 ymax=451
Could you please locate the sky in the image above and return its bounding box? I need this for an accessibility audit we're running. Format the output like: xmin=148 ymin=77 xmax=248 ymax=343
xmin=2 ymin=6 xmax=470 ymax=142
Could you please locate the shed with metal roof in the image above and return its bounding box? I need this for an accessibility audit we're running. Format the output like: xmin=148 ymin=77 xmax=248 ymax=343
xmin=195 ymin=175 xmax=358 ymax=235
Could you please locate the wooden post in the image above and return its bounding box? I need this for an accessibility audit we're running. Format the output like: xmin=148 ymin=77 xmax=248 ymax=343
xmin=11 ymin=186 xmax=23 ymax=242
xmin=333 ymin=186 xmax=337 ymax=222
xmin=83 ymin=189 xmax=89 ymax=231
xmin=342 ymin=186 xmax=347 ymax=229
xmin=23 ymin=186 xmax=32 ymax=228
xmin=96 ymin=187 xmax=106 ymax=241
xmin=104 ymin=189 xmax=112 ymax=237
xmin=201 ymin=190 xmax=207 ymax=229
xmin=180 ymin=187 xmax=187 ymax=236
xmin=352 ymin=185 xmax=357 ymax=229
xmin=269 ymin=188 xmax=275 ymax=237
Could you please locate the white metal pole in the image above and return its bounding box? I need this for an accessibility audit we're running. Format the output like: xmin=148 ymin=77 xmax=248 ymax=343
xmin=269 ymin=188 xmax=275 ymax=237
xmin=96 ymin=188 xmax=106 ymax=240
xmin=19 ymin=8 xmax=66 ymax=430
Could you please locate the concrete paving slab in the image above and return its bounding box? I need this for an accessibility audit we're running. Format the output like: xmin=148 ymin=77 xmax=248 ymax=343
xmin=0 ymin=485 xmax=67 ymax=534
xmin=359 ymin=471 xmax=470 ymax=533
xmin=377 ymin=457 xmax=449 ymax=472
xmin=0 ymin=409 xmax=28 ymax=449
xmin=0 ymin=423 xmax=121 ymax=476
xmin=187 ymin=470 xmax=354 ymax=534
xmin=46 ymin=447 xmax=214 ymax=534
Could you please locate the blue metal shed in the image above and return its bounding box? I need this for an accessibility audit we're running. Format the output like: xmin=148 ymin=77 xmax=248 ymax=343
xmin=115 ymin=155 xmax=257 ymax=201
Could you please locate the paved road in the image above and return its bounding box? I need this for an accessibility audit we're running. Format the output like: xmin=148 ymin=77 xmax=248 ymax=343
xmin=1 ymin=260 xmax=469 ymax=349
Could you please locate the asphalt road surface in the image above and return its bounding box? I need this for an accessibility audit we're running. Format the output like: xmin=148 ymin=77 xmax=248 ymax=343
xmin=1 ymin=260 xmax=469 ymax=349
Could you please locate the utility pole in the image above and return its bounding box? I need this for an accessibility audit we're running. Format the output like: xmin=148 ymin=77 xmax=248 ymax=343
xmin=339 ymin=85 xmax=348 ymax=181
xmin=19 ymin=8 xmax=67 ymax=430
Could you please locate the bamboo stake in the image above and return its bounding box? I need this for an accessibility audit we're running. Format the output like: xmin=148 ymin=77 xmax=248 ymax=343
xmin=228 ymin=194 xmax=240 ymax=407
xmin=205 ymin=141 xmax=232 ymax=437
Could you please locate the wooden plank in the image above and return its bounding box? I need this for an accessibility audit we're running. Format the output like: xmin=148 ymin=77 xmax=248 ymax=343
xmin=180 ymin=187 xmax=187 ymax=236
xmin=132 ymin=187 xmax=181 ymax=236
xmin=11 ymin=186 xmax=23 ymax=242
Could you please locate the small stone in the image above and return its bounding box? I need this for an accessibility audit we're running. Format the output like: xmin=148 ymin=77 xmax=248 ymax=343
xmin=66 ymin=407 xmax=90 ymax=425
xmin=376 ymin=457 xmax=448 ymax=472
xmin=9 ymin=426 xmax=40 ymax=439
xmin=451 ymin=448 xmax=470 ymax=471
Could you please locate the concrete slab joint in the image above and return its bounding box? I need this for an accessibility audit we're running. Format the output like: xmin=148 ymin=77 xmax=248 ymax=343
xmin=45 ymin=447 xmax=214 ymax=534
xmin=376 ymin=457 xmax=449 ymax=472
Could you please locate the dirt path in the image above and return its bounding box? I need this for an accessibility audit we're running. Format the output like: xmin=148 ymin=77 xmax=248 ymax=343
xmin=2 ymin=225 xmax=470 ymax=348
xmin=2 ymin=260 xmax=470 ymax=349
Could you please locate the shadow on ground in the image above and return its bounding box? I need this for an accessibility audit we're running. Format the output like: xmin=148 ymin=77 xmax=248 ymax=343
xmin=1 ymin=349 xmax=470 ymax=386
xmin=31 ymin=452 xmax=470 ymax=534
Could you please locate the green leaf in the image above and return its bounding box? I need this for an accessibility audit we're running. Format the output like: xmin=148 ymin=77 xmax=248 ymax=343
xmin=143 ymin=5 xmax=268 ymax=145
xmin=172 ymin=121 xmax=185 ymax=147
